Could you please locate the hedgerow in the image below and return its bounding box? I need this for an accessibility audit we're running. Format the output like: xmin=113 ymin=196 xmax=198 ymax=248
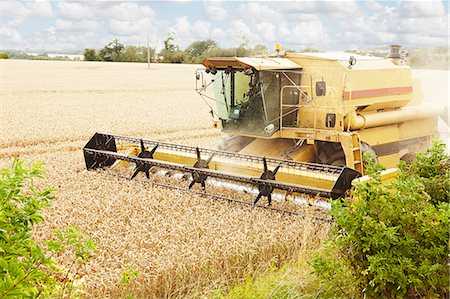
xmin=310 ymin=140 xmax=449 ymax=298
xmin=0 ymin=160 xmax=95 ymax=298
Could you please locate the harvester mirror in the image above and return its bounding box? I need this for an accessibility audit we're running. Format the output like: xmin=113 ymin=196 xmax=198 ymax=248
xmin=348 ymin=56 xmax=356 ymax=69
xmin=316 ymin=81 xmax=326 ymax=97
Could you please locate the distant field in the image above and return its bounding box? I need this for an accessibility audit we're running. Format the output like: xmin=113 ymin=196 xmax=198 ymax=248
xmin=1 ymin=60 xmax=447 ymax=297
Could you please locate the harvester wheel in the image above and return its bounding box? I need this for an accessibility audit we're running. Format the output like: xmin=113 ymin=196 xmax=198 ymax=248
xmin=216 ymin=135 xmax=254 ymax=152
xmin=400 ymin=153 xmax=415 ymax=163
xmin=317 ymin=141 xmax=346 ymax=166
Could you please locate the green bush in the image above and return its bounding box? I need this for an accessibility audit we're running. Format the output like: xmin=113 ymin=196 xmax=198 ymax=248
xmin=310 ymin=141 xmax=449 ymax=298
xmin=0 ymin=160 xmax=95 ymax=298
xmin=0 ymin=52 xmax=9 ymax=59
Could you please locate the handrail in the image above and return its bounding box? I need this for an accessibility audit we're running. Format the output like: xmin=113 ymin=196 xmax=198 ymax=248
xmin=279 ymin=84 xmax=345 ymax=133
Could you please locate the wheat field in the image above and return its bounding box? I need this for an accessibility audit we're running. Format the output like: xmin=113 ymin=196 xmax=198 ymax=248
xmin=1 ymin=60 xmax=330 ymax=297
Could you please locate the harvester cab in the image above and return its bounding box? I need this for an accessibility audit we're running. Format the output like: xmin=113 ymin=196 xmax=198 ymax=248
xmin=199 ymin=57 xmax=306 ymax=137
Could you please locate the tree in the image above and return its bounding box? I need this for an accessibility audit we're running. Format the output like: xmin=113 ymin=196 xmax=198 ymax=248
xmin=184 ymin=39 xmax=218 ymax=63
xmin=0 ymin=52 xmax=9 ymax=59
xmin=310 ymin=140 xmax=449 ymax=298
xmin=160 ymin=33 xmax=185 ymax=63
xmin=302 ymin=47 xmax=320 ymax=53
xmin=98 ymin=38 xmax=124 ymax=62
xmin=120 ymin=45 xmax=140 ymax=62
xmin=252 ymin=44 xmax=268 ymax=55
xmin=83 ymin=48 xmax=97 ymax=61
xmin=163 ymin=32 xmax=178 ymax=52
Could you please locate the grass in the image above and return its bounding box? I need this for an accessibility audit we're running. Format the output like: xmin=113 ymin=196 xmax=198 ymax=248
xmin=208 ymin=259 xmax=320 ymax=299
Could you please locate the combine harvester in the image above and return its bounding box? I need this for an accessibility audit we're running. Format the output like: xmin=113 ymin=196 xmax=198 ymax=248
xmin=84 ymin=45 xmax=447 ymax=217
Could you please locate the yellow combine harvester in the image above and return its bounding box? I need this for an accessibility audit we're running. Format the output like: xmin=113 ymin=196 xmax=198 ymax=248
xmin=84 ymin=45 xmax=446 ymax=212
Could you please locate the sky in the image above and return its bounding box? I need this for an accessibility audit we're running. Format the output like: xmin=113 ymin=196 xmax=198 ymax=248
xmin=1 ymin=0 xmax=449 ymax=52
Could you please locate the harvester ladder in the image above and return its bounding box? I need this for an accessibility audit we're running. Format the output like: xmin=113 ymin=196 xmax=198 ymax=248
xmin=351 ymin=134 xmax=364 ymax=175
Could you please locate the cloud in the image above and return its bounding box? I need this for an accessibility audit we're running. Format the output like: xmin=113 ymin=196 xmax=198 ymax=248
xmin=58 ymin=2 xmax=94 ymax=20
xmin=104 ymin=2 xmax=155 ymax=21
xmin=1 ymin=0 xmax=29 ymax=17
xmin=168 ymin=16 xmax=211 ymax=48
xmin=203 ymin=1 xmax=227 ymax=21
xmin=55 ymin=19 xmax=99 ymax=32
xmin=0 ymin=26 xmax=23 ymax=44
xmin=108 ymin=19 xmax=151 ymax=37
xmin=1 ymin=0 xmax=448 ymax=51
xmin=290 ymin=18 xmax=328 ymax=47
xmin=57 ymin=1 xmax=154 ymax=21
xmin=1 ymin=0 xmax=52 ymax=18
xmin=399 ymin=0 xmax=446 ymax=18
xmin=335 ymin=0 xmax=448 ymax=48
xmin=238 ymin=2 xmax=282 ymax=21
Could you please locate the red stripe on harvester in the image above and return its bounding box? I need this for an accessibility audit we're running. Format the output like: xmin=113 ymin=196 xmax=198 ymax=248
xmin=343 ymin=86 xmax=412 ymax=100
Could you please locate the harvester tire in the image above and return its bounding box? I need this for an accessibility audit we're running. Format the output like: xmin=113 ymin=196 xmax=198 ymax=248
xmin=317 ymin=141 xmax=346 ymax=166
xmin=216 ymin=135 xmax=254 ymax=152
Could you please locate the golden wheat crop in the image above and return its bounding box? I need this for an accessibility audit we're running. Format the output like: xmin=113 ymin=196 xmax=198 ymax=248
xmin=1 ymin=60 xmax=330 ymax=297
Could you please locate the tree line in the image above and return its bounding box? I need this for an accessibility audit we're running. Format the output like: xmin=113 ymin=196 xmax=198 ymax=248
xmin=83 ymin=33 xmax=269 ymax=64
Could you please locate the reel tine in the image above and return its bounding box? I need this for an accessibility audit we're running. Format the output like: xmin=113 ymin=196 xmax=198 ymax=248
xmin=205 ymin=153 xmax=214 ymax=166
xmin=140 ymin=139 xmax=145 ymax=152
xmin=263 ymin=157 xmax=268 ymax=172
xmin=196 ymin=147 xmax=201 ymax=161
xmin=273 ymin=164 xmax=282 ymax=175
xmin=131 ymin=167 xmax=140 ymax=179
xmin=188 ymin=180 xmax=196 ymax=189
xmin=145 ymin=169 xmax=150 ymax=179
xmin=253 ymin=192 xmax=262 ymax=205
xmin=149 ymin=144 xmax=158 ymax=156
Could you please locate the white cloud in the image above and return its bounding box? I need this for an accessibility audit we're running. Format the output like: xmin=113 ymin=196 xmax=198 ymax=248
xmin=290 ymin=18 xmax=328 ymax=47
xmin=365 ymin=0 xmax=385 ymax=12
xmin=168 ymin=16 xmax=211 ymax=48
xmin=399 ymin=0 xmax=446 ymax=18
xmin=55 ymin=19 xmax=99 ymax=32
xmin=25 ymin=1 xmax=53 ymax=18
xmin=402 ymin=33 xmax=448 ymax=46
xmin=238 ymin=2 xmax=282 ymax=21
xmin=0 ymin=26 xmax=23 ymax=44
xmin=1 ymin=0 xmax=448 ymax=51
xmin=203 ymin=1 xmax=227 ymax=21
xmin=1 ymin=0 xmax=52 ymax=18
xmin=254 ymin=22 xmax=277 ymax=43
xmin=108 ymin=19 xmax=151 ymax=37
xmin=58 ymin=2 xmax=93 ymax=21
xmin=58 ymin=2 xmax=154 ymax=21
xmin=397 ymin=17 xmax=447 ymax=37
xmin=104 ymin=2 xmax=154 ymax=21
xmin=1 ymin=0 xmax=29 ymax=17
xmin=335 ymin=0 xmax=448 ymax=48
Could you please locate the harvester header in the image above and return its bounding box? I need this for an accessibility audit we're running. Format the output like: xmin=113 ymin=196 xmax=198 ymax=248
xmin=84 ymin=133 xmax=360 ymax=209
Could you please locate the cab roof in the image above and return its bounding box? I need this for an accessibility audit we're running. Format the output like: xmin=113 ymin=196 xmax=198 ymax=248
xmin=203 ymin=57 xmax=301 ymax=70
